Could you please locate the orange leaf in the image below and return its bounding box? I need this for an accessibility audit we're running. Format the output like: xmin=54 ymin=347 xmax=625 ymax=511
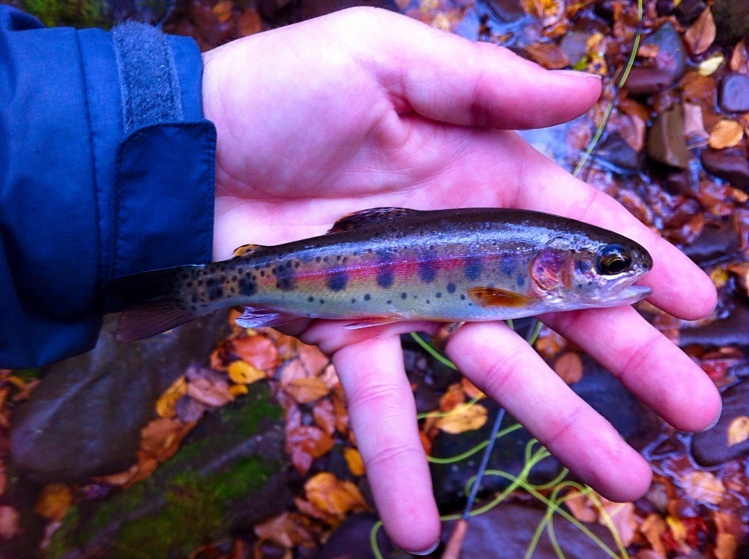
xmin=461 ymin=377 xmax=485 ymax=400
xmin=727 ymin=415 xmax=749 ymax=446
xmin=600 ymin=500 xmax=636 ymax=547
xmin=312 ymin=398 xmax=336 ymax=435
xmin=554 ymin=352 xmax=583 ymax=383
xmin=156 ymin=376 xmax=187 ymax=419
xmin=708 ymin=119 xmax=744 ymax=149
xmin=232 ymin=334 xmax=280 ymax=373
xmin=237 ymin=9 xmax=261 ymax=37
xmin=639 ymin=513 xmax=668 ymax=557
xmin=211 ymin=0 xmax=233 ymax=23
xmin=344 ymin=447 xmax=365 ymax=476
xmin=283 ymin=377 xmax=330 ymax=404
xmin=227 ymin=360 xmax=266 ymax=385
xmin=140 ymin=417 xmax=195 ymax=463
xmin=684 ymin=8 xmax=716 ymax=55
xmin=304 ymin=472 xmax=370 ymax=518
xmin=286 ymin=426 xmax=335 ymax=474
xmin=435 ymin=403 xmax=488 ymax=434
xmin=34 ymin=484 xmax=73 ymax=521
xmin=297 ymin=343 xmax=330 ymax=377
xmin=186 ymin=366 xmax=234 ymax=408
xmin=524 ymin=42 xmax=570 ymax=70
xmin=564 ymin=490 xmax=598 ymax=523
xmin=254 ymin=511 xmax=313 ymax=548
xmin=439 ymin=383 xmax=465 ymax=412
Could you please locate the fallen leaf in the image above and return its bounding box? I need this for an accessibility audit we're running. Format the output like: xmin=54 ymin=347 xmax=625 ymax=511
xmin=141 ymin=417 xmax=195 ymax=463
xmin=683 ymin=103 xmax=709 ymax=141
xmin=286 ymin=426 xmax=335 ymax=474
xmin=708 ymin=119 xmax=744 ymax=149
xmin=304 ymin=472 xmax=370 ymax=518
xmin=297 ymin=343 xmax=330 ymax=377
xmin=311 ymin=398 xmax=336 ymax=435
xmin=227 ymin=360 xmax=266 ymax=385
xmin=715 ymin=533 xmax=738 ymax=559
xmin=729 ymin=39 xmax=749 ymax=73
xmin=639 ymin=513 xmax=668 ymax=557
xmin=186 ymin=366 xmax=234 ymax=408
xmin=727 ymin=262 xmax=749 ymax=296
xmin=237 ymin=9 xmax=261 ymax=36
xmin=680 ymin=470 xmax=725 ymax=505
xmin=665 ymin=515 xmax=687 ymax=545
xmin=0 ymin=506 xmax=20 ymax=540
xmin=211 ymin=0 xmax=233 ymax=23
xmin=34 ymin=484 xmax=73 ymax=521
xmin=344 ymin=447 xmax=365 ymax=476
xmin=156 ymin=376 xmax=187 ymax=419
xmin=524 ymin=42 xmax=570 ymax=70
xmin=254 ymin=512 xmax=313 ymax=548
xmin=698 ymin=53 xmax=724 ymax=76
xmin=232 ymin=334 xmax=280 ymax=373
xmin=564 ymin=490 xmax=598 ymax=523
xmin=600 ymin=500 xmax=636 ymax=546
xmin=439 ymin=383 xmax=465 ymax=412
xmin=554 ymin=352 xmax=583 ymax=383
xmin=435 ymin=403 xmax=488 ymax=434
xmin=727 ymin=416 xmax=749 ymax=446
xmin=461 ymin=377 xmax=485 ymax=400
xmin=684 ymin=8 xmax=716 ymax=55
xmin=283 ymin=377 xmax=330 ymax=404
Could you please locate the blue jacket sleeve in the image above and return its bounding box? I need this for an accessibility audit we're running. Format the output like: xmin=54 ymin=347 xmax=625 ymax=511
xmin=0 ymin=7 xmax=216 ymax=368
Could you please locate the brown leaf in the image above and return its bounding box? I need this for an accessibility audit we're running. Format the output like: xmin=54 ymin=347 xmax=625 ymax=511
xmin=185 ymin=366 xmax=234 ymax=408
xmin=283 ymin=377 xmax=330 ymax=404
xmin=708 ymin=119 xmax=744 ymax=149
xmin=304 ymin=472 xmax=370 ymax=518
xmin=600 ymin=500 xmax=636 ymax=546
xmin=683 ymin=103 xmax=709 ymax=142
xmin=684 ymin=8 xmax=716 ymax=55
xmin=297 ymin=343 xmax=330 ymax=377
xmin=680 ymin=470 xmax=725 ymax=505
xmin=524 ymin=42 xmax=570 ymax=70
xmin=34 ymin=484 xmax=73 ymax=521
xmin=639 ymin=513 xmax=668 ymax=557
xmin=286 ymin=426 xmax=335 ymax=474
xmin=554 ymin=352 xmax=583 ymax=383
xmin=312 ymin=398 xmax=336 ymax=435
xmin=439 ymin=383 xmax=465 ymax=412
xmin=729 ymin=39 xmax=749 ymax=73
xmin=237 ymin=9 xmax=261 ymax=37
xmin=141 ymin=417 xmax=195 ymax=463
xmin=564 ymin=490 xmax=598 ymax=523
xmin=254 ymin=512 xmax=313 ymax=549
xmin=232 ymin=334 xmax=280 ymax=373
xmin=0 ymin=506 xmax=20 ymax=540
xmin=435 ymin=403 xmax=488 ymax=434
xmin=727 ymin=416 xmax=749 ymax=446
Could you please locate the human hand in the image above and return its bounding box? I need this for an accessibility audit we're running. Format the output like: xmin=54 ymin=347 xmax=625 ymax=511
xmin=201 ymin=8 xmax=721 ymax=554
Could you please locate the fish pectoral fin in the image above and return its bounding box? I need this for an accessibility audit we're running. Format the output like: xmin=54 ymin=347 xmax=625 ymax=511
xmin=343 ymin=316 xmax=402 ymax=329
xmin=235 ymin=307 xmax=300 ymax=329
xmin=467 ymin=287 xmax=533 ymax=308
xmin=327 ymin=207 xmax=419 ymax=234
xmin=232 ymin=244 xmax=266 ymax=258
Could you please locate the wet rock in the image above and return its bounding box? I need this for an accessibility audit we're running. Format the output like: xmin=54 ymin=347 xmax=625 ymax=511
xmin=719 ymin=73 xmax=749 ymax=113
xmin=679 ymin=299 xmax=749 ymax=348
xmin=691 ymin=379 xmax=749 ymax=467
xmin=712 ymin=0 xmax=749 ymax=43
xmin=559 ymin=31 xmax=588 ymax=66
xmin=318 ymin=514 xmax=392 ymax=559
xmin=598 ymin=132 xmax=644 ymax=172
xmin=684 ymin=222 xmax=740 ymax=264
xmin=441 ymin=503 xmax=618 ymax=558
xmin=430 ymin=357 xmax=660 ymax=507
xmin=630 ymin=21 xmax=687 ymax=93
xmin=700 ymin=149 xmax=749 ymax=191
xmin=673 ymin=0 xmax=707 ymax=25
xmin=647 ymin=106 xmax=692 ymax=169
xmin=10 ymin=311 xmax=231 ymax=484
xmin=47 ymin=385 xmax=289 ymax=559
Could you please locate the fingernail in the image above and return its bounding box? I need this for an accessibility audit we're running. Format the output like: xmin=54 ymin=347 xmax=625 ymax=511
xmin=700 ymin=406 xmax=723 ymax=432
xmin=551 ymin=69 xmax=603 ymax=80
xmin=411 ymin=541 xmax=439 ymax=556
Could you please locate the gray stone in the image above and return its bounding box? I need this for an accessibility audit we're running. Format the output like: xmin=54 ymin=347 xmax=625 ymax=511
xmin=647 ymin=106 xmax=692 ymax=169
xmin=10 ymin=310 xmax=231 ymax=483
xmin=679 ymin=299 xmax=749 ymax=348
xmin=691 ymin=379 xmax=749 ymax=467
xmin=701 ymin=149 xmax=749 ymax=190
xmin=719 ymin=73 xmax=749 ymax=113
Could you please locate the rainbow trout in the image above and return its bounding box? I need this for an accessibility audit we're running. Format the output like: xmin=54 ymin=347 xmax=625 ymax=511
xmin=108 ymin=207 xmax=653 ymax=341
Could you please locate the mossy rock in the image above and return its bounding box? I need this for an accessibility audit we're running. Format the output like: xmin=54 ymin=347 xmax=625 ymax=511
xmin=48 ymin=383 xmax=290 ymax=559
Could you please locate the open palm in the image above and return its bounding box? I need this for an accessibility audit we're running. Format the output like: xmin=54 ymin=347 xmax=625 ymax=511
xmin=202 ymin=8 xmax=721 ymax=553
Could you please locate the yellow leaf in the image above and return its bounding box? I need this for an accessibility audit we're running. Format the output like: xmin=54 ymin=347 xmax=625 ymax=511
xmin=727 ymin=416 xmax=749 ymax=446
xmin=699 ymin=53 xmax=724 ymax=76
xmin=344 ymin=448 xmax=365 ymax=476
xmin=304 ymin=472 xmax=370 ymax=518
xmin=229 ymin=384 xmax=249 ymax=397
xmin=227 ymin=360 xmax=266 ymax=385
xmin=680 ymin=470 xmax=725 ymax=505
xmin=666 ymin=515 xmax=688 ymax=544
xmin=34 ymin=484 xmax=73 ymax=521
xmin=155 ymin=376 xmax=186 ymax=418
xmin=435 ymin=403 xmax=488 ymax=434
xmin=708 ymin=119 xmax=744 ymax=149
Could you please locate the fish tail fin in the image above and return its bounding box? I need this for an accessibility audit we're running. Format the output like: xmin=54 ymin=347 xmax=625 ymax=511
xmin=105 ymin=265 xmax=211 ymax=341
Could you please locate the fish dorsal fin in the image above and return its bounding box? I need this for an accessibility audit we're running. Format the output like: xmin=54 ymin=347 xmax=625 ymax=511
xmin=327 ymin=207 xmax=418 ymax=234
xmin=232 ymin=244 xmax=265 ymax=258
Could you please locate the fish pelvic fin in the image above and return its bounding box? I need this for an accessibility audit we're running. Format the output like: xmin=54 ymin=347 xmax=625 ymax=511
xmin=106 ymin=266 xmax=212 ymax=341
xmin=467 ymin=287 xmax=533 ymax=308
xmin=327 ymin=207 xmax=419 ymax=234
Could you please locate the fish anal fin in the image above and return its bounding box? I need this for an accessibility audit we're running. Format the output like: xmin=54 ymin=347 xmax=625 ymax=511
xmin=468 ymin=287 xmax=533 ymax=308
xmin=327 ymin=207 xmax=419 ymax=234
xmin=343 ymin=316 xmax=402 ymax=329
xmin=232 ymin=244 xmax=265 ymax=258
xmin=235 ymin=307 xmax=300 ymax=329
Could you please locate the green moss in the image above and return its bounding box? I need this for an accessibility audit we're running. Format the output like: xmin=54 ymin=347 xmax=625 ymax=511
xmin=22 ymin=0 xmax=109 ymax=28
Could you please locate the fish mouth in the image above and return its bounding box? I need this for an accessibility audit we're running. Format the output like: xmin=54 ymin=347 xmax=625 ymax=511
xmin=613 ymin=283 xmax=652 ymax=305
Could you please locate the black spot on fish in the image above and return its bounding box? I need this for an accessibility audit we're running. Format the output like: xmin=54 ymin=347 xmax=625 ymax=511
xmin=186 ymin=281 xmax=193 ymax=288
xmin=516 ymin=275 xmax=525 ymax=287
xmin=435 ymin=292 xmax=442 ymax=298
xmin=364 ymin=294 xmax=371 ymax=301
xmin=418 ymin=256 xmax=438 ymax=283
xmin=460 ymin=294 xmax=466 ymax=300
xmin=259 ymin=270 xmax=266 ymax=278
xmin=463 ymin=255 xmax=482 ymax=281
xmin=308 ymin=296 xmax=314 ymax=303
xmin=386 ymin=299 xmax=392 ymax=305
xmin=351 ymin=297 xmax=357 ymax=303
xmin=327 ymin=269 xmax=348 ymax=291
xmin=401 ymin=292 xmax=408 ymax=300
xmin=239 ymin=279 xmax=256 ymax=297
xmin=319 ymin=298 xmax=325 ymax=304
xmin=191 ymin=294 xmax=198 ymax=303
xmin=501 ymin=257 xmax=515 ymax=277
xmin=273 ymin=261 xmax=296 ymax=291
xmin=447 ymin=282 xmax=456 ymax=294
xmin=426 ymin=299 xmax=431 ymax=304
xmin=205 ymin=278 xmax=223 ymax=300
xmin=377 ymin=269 xmax=394 ymax=289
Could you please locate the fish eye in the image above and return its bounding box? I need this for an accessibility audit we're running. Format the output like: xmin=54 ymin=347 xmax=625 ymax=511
xmin=596 ymin=244 xmax=632 ymax=276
